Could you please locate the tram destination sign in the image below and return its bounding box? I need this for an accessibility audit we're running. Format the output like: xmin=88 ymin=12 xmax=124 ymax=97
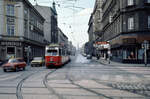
xmin=0 ymin=41 xmax=22 ymax=46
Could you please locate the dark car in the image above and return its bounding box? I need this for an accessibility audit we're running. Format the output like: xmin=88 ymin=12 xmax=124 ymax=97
xmin=0 ymin=60 xmax=2 ymax=66
xmin=2 ymin=58 xmax=26 ymax=72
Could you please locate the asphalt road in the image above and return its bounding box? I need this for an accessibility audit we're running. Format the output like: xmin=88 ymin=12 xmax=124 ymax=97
xmin=0 ymin=53 xmax=150 ymax=99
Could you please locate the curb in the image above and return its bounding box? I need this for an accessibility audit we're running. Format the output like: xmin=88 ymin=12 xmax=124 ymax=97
xmin=93 ymin=58 xmax=150 ymax=67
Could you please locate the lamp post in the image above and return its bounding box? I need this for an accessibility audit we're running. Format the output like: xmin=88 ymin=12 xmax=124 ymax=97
xmin=27 ymin=46 xmax=31 ymax=66
xmin=107 ymin=41 xmax=111 ymax=64
xmin=142 ymin=40 xmax=149 ymax=66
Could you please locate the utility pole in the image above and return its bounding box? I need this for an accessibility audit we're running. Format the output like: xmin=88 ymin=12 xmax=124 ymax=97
xmin=142 ymin=40 xmax=149 ymax=66
xmin=27 ymin=46 xmax=31 ymax=66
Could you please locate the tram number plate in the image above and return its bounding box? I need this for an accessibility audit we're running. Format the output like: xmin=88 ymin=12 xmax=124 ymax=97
xmin=49 ymin=61 xmax=55 ymax=63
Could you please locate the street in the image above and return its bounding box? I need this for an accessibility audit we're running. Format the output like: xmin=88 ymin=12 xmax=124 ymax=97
xmin=0 ymin=53 xmax=150 ymax=99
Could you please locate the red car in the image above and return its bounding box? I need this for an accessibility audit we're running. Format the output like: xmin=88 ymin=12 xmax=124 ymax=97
xmin=2 ymin=58 xmax=26 ymax=72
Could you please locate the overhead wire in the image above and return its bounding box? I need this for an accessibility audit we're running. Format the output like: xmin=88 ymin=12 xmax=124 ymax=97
xmin=1 ymin=0 xmax=88 ymax=47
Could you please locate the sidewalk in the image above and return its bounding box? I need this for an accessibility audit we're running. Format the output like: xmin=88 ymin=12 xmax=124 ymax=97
xmin=92 ymin=57 xmax=150 ymax=67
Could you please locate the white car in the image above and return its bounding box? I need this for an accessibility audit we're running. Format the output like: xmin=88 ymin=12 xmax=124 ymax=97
xmin=87 ymin=55 xmax=92 ymax=59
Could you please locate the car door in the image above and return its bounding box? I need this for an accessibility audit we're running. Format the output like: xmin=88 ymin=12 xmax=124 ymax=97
xmin=18 ymin=59 xmax=25 ymax=68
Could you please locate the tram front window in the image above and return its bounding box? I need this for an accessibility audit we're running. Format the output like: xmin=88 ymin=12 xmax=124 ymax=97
xmin=47 ymin=50 xmax=58 ymax=56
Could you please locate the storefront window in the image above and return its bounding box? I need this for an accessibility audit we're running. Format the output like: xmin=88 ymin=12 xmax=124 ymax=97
xmin=7 ymin=47 xmax=15 ymax=59
xmin=123 ymin=50 xmax=127 ymax=59
xmin=123 ymin=49 xmax=136 ymax=60
xmin=138 ymin=49 xmax=144 ymax=60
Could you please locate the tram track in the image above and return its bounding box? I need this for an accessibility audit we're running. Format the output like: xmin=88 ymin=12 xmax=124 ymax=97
xmin=16 ymin=67 xmax=41 ymax=99
xmin=16 ymin=67 xmax=65 ymax=99
xmin=16 ymin=72 xmax=36 ymax=99
xmin=43 ymin=69 xmax=64 ymax=99
xmin=65 ymin=63 xmax=114 ymax=99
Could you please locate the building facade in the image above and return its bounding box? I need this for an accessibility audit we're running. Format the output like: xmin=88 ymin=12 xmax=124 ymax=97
xmin=34 ymin=5 xmax=52 ymax=44
xmin=0 ymin=0 xmax=45 ymax=61
xmin=58 ymin=28 xmax=68 ymax=45
xmin=87 ymin=0 xmax=104 ymax=57
xmin=100 ymin=0 xmax=150 ymax=63
xmin=34 ymin=2 xmax=58 ymax=44
xmin=51 ymin=2 xmax=58 ymax=44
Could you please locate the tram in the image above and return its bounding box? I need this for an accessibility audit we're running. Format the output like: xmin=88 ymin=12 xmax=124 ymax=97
xmin=45 ymin=44 xmax=70 ymax=68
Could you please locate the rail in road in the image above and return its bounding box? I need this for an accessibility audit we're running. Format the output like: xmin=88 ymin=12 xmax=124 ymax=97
xmin=40 ymin=54 xmax=145 ymax=99
xmin=16 ymin=68 xmax=62 ymax=99
xmin=65 ymin=62 xmax=114 ymax=99
xmin=43 ymin=62 xmax=114 ymax=99
xmin=43 ymin=69 xmax=63 ymax=99
xmin=16 ymin=70 xmax=39 ymax=99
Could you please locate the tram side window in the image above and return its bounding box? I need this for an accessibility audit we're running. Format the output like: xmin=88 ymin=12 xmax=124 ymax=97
xmin=62 ymin=49 xmax=65 ymax=56
xmin=59 ymin=49 xmax=62 ymax=56
xmin=47 ymin=50 xmax=57 ymax=56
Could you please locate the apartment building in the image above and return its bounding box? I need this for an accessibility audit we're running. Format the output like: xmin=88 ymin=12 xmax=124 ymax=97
xmin=0 ymin=0 xmax=45 ymax=61
xmin=34 ymin=3 xmax=58 ymax=44
xmin=101 ymin=0 xmax=150 ymax=63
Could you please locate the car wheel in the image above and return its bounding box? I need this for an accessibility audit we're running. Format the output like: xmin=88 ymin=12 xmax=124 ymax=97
xmin=3 ymin=69 xmax=7 ymax=72
xmin=15 ymin=67 xmax=19 ymax=72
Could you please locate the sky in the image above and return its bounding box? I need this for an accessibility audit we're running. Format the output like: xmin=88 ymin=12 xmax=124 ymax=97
xmin=29 ymin=0 xmax=95 ymax=47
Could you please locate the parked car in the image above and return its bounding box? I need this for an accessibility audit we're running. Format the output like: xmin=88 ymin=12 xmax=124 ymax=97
xmin=31 ymin=57 xmax=45 ymax=67
xmin=87 ymin=54 xmax=92 ymax=59
xmin=2 ymin=58 xmax=26 ymax=72
xmin=82 ymin=53 xmax=86 ymax=57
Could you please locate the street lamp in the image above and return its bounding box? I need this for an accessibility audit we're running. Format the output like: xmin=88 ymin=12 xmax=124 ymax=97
xmin=142 ymin=40 xmax=149 ymax=66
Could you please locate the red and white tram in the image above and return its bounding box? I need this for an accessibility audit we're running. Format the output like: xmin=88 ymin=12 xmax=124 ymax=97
xmin=45 ymin=44 xmax=70 ymax=68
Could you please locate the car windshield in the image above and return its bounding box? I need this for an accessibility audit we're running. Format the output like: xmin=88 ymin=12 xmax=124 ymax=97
xmin=8 ymin=59 xmax=18 ymax=63
xmin=34 ymin=57 xmax=42 ymax=60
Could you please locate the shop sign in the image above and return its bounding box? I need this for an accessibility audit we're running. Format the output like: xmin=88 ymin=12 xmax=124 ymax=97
xmin=123 ymin=38 xmax=136 ymax=44
xmin=0 ymin=42 xmax=22 ymax=46
xmin=95 ymin=41 xmax=109 ymax=45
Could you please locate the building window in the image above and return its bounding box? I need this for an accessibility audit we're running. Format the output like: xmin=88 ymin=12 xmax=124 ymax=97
xmin=7 ymin=47 xmax=15 ymax=59
xmin=128 ymin=17 xmax=134 ymax=30
xmin=127 ymin=0 xmax=134 ymax=6
xmin=148 ymin=16 xmax=150 ymax=28
xmin=24 ymin=7 xmax=28 ymax=19
xmin=6 ymin=4 xmax=14 ymax=16
xmin=7 ymin=24 xmax=15 ymax=36
xmin=7 ymin=17 xmax=15 ymax=24
xmin=7 ymin=16 xmax=15 ymax=36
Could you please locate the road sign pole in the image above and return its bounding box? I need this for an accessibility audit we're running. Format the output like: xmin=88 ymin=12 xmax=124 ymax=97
xmin=27 ymin=46 xmax=31 ymax=66
xmin=144 ymin=47 xmax=147 ymax=66
xmin=142 ymin=40 xmax=149 ymax=67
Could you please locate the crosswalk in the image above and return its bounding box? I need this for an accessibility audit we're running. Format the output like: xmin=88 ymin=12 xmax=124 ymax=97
xmin=96 ymin=74 xmax=145 ymax=83
xmin=0 ymin=73 xmax=21 ymax=81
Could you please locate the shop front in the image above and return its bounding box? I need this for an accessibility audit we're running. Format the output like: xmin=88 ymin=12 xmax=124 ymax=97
xmin=94 ymin=41 xmax=110 ymax=60
xmin=0 ymin=41 xmax=45 ymax=61
xmin=111 ymin=43 xmax=150 ymax=63
xmin=0 ymin=41 xmax=23 ymax=60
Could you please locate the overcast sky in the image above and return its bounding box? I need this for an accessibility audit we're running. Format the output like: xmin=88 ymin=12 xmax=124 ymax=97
xmin=29 ymin=0 xmax=95 ymax=47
